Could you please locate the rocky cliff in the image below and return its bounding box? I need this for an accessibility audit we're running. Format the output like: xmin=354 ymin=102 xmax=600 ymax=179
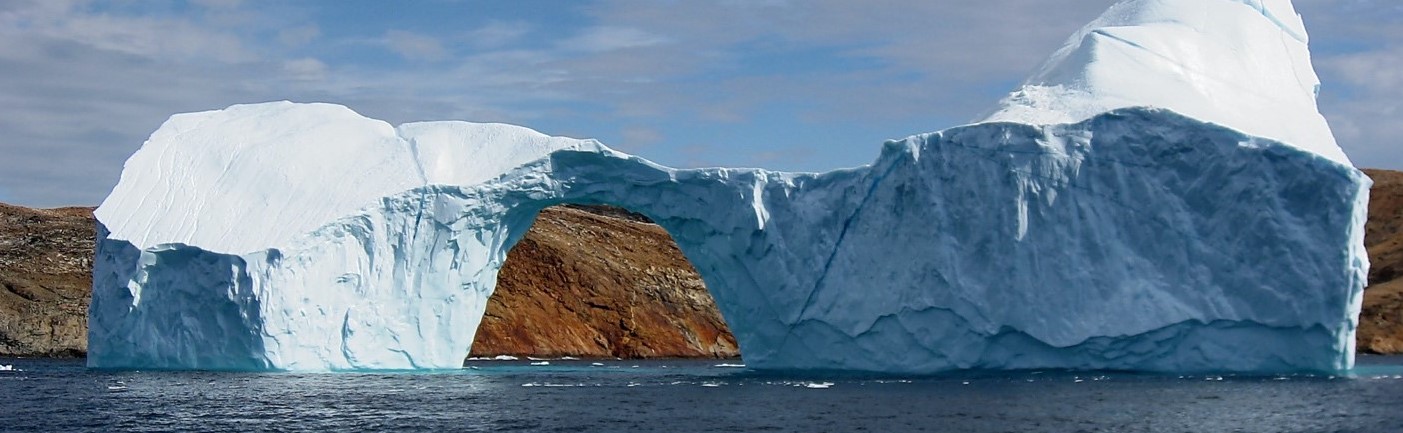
xmin=0 ymin=203 xmax=91 ymax=357
xmin=2 ymin=167 xmax=1401 ymax=358
xmin=1357 ymin=169 xmax=1403 ymax=353
xmin=469 ymin=205 xmax=737 ymax=358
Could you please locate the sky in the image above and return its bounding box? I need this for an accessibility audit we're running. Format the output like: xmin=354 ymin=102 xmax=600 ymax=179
xmin=0 ymin=0 xmax=1400 ymax=207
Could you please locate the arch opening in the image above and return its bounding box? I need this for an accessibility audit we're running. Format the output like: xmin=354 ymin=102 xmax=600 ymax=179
xmin=465 ymin=204 xmax=740 ymax=362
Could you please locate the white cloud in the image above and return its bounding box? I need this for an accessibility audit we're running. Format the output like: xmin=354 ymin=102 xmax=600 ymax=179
xmin=560 ymin=26 xmax=669 ymax=52
xmin=1292 ymin=0 xmax=1403 ymax=169
xmin=1322 ymin=48 xmax=1403 ymax=94
xmin=384 ymin=30 xmax=448 ymax=61
xmin=0 ymin=1 xmax=282 ymax=206
xmin=1317 ymin=48 xmax=1403 ymax=169
xmin=4 ymin=7 xmax=253 ymax=63
xmin=618 ymin=126 xmax=663 ymax=151
xmin=283 ymin=58 xmax=328 ymax=81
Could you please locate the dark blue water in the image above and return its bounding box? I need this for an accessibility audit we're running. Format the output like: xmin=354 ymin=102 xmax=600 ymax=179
xmin=3 ymin=356 xmax=1403 ymax=432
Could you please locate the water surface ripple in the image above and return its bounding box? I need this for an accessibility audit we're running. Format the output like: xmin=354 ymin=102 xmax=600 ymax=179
xmin=3 ymin=357 xmax=1402 ymax=432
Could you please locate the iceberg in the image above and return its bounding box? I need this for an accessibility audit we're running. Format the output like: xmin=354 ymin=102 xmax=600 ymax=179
xmin=89 ymin=0 xmax=1369 ymax=373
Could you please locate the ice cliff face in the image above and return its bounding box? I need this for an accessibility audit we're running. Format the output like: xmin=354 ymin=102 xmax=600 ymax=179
xmin=90 ymin=0 xmax=1369 ymax=373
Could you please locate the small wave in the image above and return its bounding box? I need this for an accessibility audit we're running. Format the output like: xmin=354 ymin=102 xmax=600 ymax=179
xmin=712 ymin=363 xmax=746 ymax=368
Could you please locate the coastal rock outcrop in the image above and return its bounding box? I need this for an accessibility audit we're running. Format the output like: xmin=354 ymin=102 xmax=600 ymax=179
xmin=0 ymin=204 xmax=91 ymax=357
xmin=470 ymin=205 xmax=736 ymax=359
xmin=1358 ymin=169 xmax=1403 ymax=353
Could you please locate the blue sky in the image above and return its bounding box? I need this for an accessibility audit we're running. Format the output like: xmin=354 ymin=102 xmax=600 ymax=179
xmin=1 ymin=0 xmax=1400 ymax=207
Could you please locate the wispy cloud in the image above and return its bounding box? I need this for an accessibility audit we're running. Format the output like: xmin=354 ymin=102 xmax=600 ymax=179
xmin=384 ymin=30 xmax=449 ymax=62
xmin=1316 ymin=47 xmax=1403 ymax=169
xmin=559 ymin=26 xmax=669 ymax=52
xmin=618 ymin=126 xmax=663 ymax=152
xmin=283 ymin=58 xmax=329 ymax=82
xmin=0 ymin=1 xmax=301 ymax=206
xmin=1296 ymin=0 xmax=1403 ymax=170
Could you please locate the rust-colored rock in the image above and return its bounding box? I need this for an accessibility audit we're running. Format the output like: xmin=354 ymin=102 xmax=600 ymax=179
xmin=0 ymin=203 xmax=92 ymax=357
xmin=469 ymin=206 xmax=738 ymax=359
xmin=1358 ymin=169 xmax=1403 ymax=354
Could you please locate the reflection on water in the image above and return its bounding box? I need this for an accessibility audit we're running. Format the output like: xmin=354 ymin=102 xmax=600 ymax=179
xmin=2 ymin=356 xmax=1402 ymax=432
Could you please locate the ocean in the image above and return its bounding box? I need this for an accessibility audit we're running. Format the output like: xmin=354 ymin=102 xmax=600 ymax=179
xmin=3 ymin=356 xmax=1402 ymax=432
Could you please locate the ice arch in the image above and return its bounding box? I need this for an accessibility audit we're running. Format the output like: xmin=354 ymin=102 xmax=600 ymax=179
xmin=89 ymin=104 xmax=1367 ymax=373
xmin=90 ymin=0 xmax=1370 ymax=373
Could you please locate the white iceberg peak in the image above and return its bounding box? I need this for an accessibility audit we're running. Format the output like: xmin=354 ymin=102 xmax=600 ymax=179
xmin=96 ymin=101 xmax=602 ymax=255
xmin=982 ymin=0 xmax=1347 ymax=165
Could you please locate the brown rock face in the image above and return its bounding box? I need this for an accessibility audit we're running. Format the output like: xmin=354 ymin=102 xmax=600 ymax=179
xmin=0 ymin=204 xmax=92 ymax=357
xmin=1358 ymin=169 xmax=1403 ymax=354
xmin=469 ymin=206 xmax=738 ymax=359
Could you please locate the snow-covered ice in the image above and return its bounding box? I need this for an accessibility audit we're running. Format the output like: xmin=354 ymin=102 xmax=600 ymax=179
xmin=90 ymin=0 xmax=1368 ymax=374
xmin=982 ymin=0 xmax=1349 ymax=165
